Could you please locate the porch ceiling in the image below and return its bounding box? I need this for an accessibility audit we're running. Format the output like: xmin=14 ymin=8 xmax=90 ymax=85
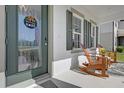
xmin=82 ymin=5 xmax=124 ymax=23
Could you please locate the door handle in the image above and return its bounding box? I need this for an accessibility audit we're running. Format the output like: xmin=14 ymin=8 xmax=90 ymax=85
xmin=45 ymin=42 xmax=48 ymax=46
xmin=44 ymin=37 xmax=48 ymax=46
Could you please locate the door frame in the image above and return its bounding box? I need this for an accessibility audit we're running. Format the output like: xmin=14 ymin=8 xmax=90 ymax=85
xmin=5 ymin=5 xmax=48 ymax=86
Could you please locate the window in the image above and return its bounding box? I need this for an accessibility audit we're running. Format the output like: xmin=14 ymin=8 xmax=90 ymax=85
xmin=66 ymin=10 xmax=85 ymax=50
xmin=66 ymin=9 xmax=98 ymax=51
xmin=72 ymin=16 xmax=81 ymax=49
xmin=84 ymin=19 xmax=91 ymax=48
xmin=91 ymin=26 xmax=95 ymax=47
xmin=84 ymin=20 xmax=98 ymax=48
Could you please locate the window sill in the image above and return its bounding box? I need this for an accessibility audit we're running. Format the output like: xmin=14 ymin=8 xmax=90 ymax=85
xmin=71 ymin=48 xmax=82 ymax=53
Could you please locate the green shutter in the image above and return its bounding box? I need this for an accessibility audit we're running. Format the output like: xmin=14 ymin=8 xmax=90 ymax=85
xmin=87 ymin=21 xmax=89 ymax=48
xmin=66 ymin=10 xmax=73 ymax=50
xmin=84 ymin=19 xmax=86 ymax=48
xmin=86 ymin=20 xmax=88 ymax=48
xmin=83 ymin=20 xmax=92 ymax=48
xmin=96 ymin=26 xmax=98 ymax=46
xmin=89 ymin=22 xmax=91 ymax=48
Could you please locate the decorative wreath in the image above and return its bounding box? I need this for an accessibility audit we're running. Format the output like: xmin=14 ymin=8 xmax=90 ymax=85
xmin=24 ymin=16 xmax=37 ymax=29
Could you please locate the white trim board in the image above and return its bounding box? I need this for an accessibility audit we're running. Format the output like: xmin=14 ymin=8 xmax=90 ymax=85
xmin=0 ymin=72 xmax=5 ymax=88
xmin=52 ymin=58 xmax=72 ymax=76
xmin=52 ymin=56 xmax=88 ymax=76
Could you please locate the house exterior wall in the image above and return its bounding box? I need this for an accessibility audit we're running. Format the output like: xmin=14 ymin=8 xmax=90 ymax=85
xmin=53 ymin=5 xmax=97 ymax=61
xmin=0 ymin=5 xmax=5 ymax=87
xmin=0 ymin=5 xmax=5 ymax=73
xmin=52 ymin=5 xmax=98 ymax=75
xmin=99 ymin=21 xmax=118 ymax=51
xmin=53 ymin=5 xmax=72 ymax=61
xmin=99 ymin=22 xmax=114 ymax=51
xmin=0 ymin=5 xmax=98 ymax=86
xmin=0 ymin=5 xmax=98 ymax=76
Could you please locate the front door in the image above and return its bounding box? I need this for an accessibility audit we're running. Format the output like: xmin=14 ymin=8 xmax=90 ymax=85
xmin=6 ymin=5 xmax=48 ymax=86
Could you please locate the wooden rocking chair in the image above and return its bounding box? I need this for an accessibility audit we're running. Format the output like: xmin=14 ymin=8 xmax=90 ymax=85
xmin=79 ymin=44 xmax=111 ymax=77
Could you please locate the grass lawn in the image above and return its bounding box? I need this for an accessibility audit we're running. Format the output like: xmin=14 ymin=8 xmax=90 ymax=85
xmin=117 ymin=53 xmax=124 ymax=62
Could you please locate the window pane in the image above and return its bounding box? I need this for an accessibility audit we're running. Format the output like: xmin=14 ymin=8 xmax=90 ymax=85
xmin=78 ymin=35 xmax=80 ymax=48
xmin=73 ymin=16 xmax=81 ymax=33
xmin=74 ymin=34 xmax=77 ymax=48
xmin=96 ymin=26 xmax=98 ymax=46
xmin=73 ymin=34 xmax=81 ymax=48
xmin=73 ymin=16 xmax=81 ymax=48
xmin=84 ymin=20 xmax=92 ymax=48
xmin=18 ymin=5 xmax=42 ymax=72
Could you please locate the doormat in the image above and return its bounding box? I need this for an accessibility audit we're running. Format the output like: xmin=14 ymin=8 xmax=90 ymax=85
xmin=37 ymin=78 xmax=80 ymax=88
xmin=39 ymin=80 xmax=58 ymax=88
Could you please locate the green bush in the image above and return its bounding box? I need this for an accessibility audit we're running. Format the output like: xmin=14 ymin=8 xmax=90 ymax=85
xmin=116 ymin=47 xmax=123 ymax=53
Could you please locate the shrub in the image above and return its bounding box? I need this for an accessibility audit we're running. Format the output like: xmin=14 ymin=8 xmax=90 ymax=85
xmin=116 ymin=47 xmax=123 ymax=53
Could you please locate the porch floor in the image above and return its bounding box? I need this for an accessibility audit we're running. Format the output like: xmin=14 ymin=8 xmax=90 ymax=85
xmin=8 ymin=69 xmax=124 ymax=88
xmin=53 ymin=70 xmax=124 ymax=88
xmin=8 ymin=64 xmax=124 ymax=88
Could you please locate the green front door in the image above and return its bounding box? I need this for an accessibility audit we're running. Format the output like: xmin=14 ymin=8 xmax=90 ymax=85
xmin=6 ymin=5 xmax=48 ymax=86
